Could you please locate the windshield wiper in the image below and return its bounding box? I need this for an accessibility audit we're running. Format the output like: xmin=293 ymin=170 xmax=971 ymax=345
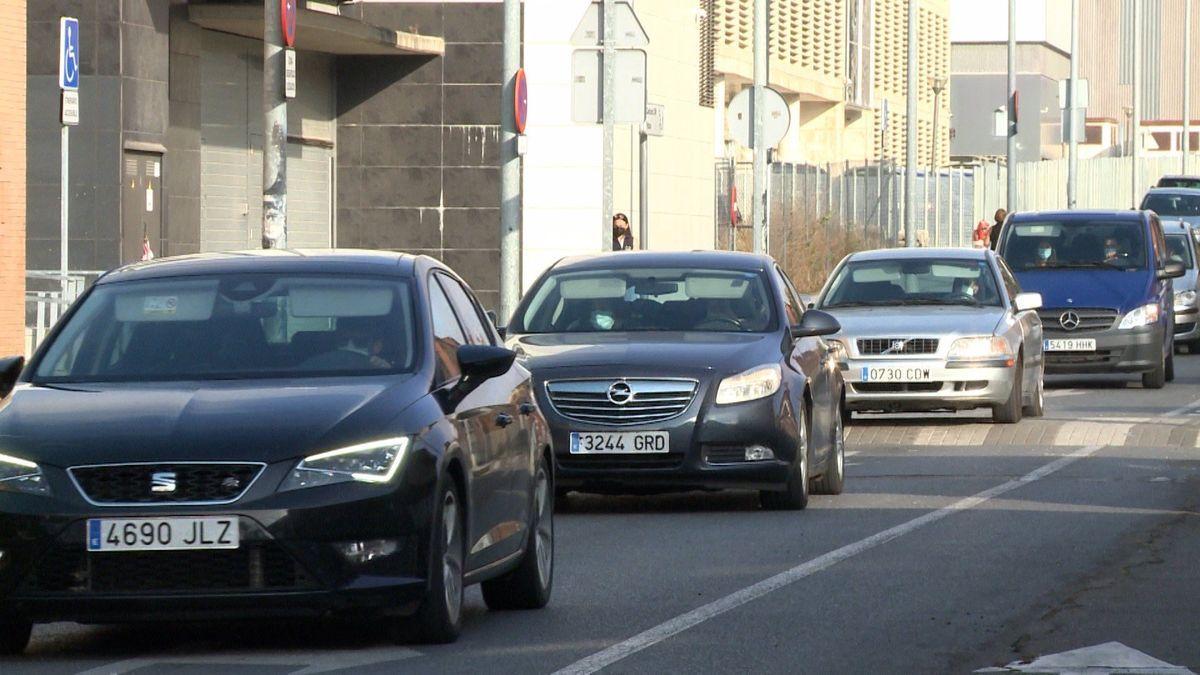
xmin=920 ymin=297 xmax=985 ymax=307
xmin=825 ymin=300 xmax=904 ymax=308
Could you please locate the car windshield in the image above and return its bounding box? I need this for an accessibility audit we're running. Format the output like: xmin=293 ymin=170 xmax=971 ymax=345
xmin=33 ymin=275 xmax=417 ymax=383
xmin=1166 ymin=234 xmax=1195 ymax=268
xmin=1001 ymin=219 xmax=1148 ymax=271
xmin=1141 ymin=192 xmax=1200 ymax=217
xmin=514 ymin=267 xmax=775 ymax=333
xmin=821 ymin=258 xmax=1003 ymax=308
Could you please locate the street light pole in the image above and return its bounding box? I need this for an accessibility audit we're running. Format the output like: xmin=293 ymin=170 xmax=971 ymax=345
xmin=1132 ymin=0 xmax=1142 ymax=207
xmin=262 ymin=0 xmax=287 ymax=248
xmin=1006 ymin=0 xmax=1017 ymax=214
xmin=752 ymin=0 xmax=768 ymax=254
xmin=1184 ymin=0 xmax=1192 ymax=175
xmin=500 ymin=0 xmax=520 ymax=320
xmin=601 ymin=0 xmax=615 ymax=251
xmin=905 ymin=0 xmax=917 ymax=247
xmin=1067 ymin=0 xmax=1079 ymax=208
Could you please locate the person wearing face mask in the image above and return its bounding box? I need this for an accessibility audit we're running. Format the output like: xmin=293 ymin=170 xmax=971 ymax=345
xmin=612 ymin=213 xmax=635 ymax=251
xmin=1034 ymin=240 xmax=1057 ymax=267
xmin=1103 ymin=237 xmax=1122 ymax=261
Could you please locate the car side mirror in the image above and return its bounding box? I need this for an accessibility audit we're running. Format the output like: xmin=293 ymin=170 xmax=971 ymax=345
xmin=0 ymin=356 xmax=24 ymax=399
xmin=1013 ymin=292 xmax=1042 ymax=312
xmin=457 ymin=344 xmax=516 ymax=383
xmin=791 ymin=310 xmax=841 ymax=339
xmin=1159 ymin=261 xmax=1187 ymax=279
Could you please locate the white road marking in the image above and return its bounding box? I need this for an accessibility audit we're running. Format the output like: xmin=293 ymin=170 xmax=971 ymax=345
xmin=1043 ymin=388 xmax=1084 ymax=398
xmin=553 ymin=444 xmax=1105 ymax=675
xmin=845 ymin=450 xmax=860 ymax=457
xmin=74 ymin=646 xmax=420 ymax=675
xmin=977 ymin=641 xmax=1194 ymax=674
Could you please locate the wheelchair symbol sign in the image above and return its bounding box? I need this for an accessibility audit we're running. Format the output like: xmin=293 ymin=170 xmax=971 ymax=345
xmin=59 ymin=17 xmax=80 ymax=90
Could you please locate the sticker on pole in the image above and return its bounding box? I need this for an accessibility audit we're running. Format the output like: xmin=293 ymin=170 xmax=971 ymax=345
xmin=281 ymin=0 xmax=297 ymax=48
xmin=514 ymin=68 xmax=528 ymax=133
xmin=59 ymin=17 xmax=80 ymax=91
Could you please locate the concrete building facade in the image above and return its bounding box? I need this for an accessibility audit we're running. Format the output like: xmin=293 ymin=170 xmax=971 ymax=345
xmin=0 ymin=0 xmax=25 ymax=356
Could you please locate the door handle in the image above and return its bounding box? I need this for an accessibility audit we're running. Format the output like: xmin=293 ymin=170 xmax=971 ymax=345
xmin=495 ymin=413 xmax=515 ymax=428
xmin=519 ymin=403 xmax=536 ymax=416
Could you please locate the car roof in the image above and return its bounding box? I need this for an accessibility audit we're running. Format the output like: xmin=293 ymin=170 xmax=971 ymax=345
xmin=1144 ymin=186 xmax=1200 ymax=195
xmin=1008 ymin=209 xmax=1147 ymax=221
xmin=845 ymin=247 xmax=988 ymax=262
xmin=1161 ymin=219 xmax=1196 ymax=234
xmin=96 ymin=249 xmax=425 ymax=285
xmin=1158 ymin=175 xmax=1200 ymax=181
xmin=550 ymin=250 xmax=774 ymax=272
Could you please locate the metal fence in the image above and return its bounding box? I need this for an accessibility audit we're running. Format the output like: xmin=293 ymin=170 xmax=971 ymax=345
xmin=24 ymin=271 xmax=104 ymax=356
xmin=995 ymin=152 xmax=1200 ymax=213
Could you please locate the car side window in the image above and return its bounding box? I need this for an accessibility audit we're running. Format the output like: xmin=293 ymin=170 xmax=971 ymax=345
xmin=774 ymin=266 xmax=803 ymax=325
xmin=1151 ymin=217 xmax=1168 ymax=267
xmin=429 ymin=279 xmax=466 ymax=383
xmin=436 ymin=274 xmax=493 ymax=346
xmin=996 ymin=258 xmax=1021 ymax=302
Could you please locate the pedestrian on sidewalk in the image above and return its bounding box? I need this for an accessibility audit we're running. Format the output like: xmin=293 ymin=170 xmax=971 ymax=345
xmin=612 ymin=213 xmax=635 ymax=251
xmin=988 ymin=208 xmax=1007 ymax=249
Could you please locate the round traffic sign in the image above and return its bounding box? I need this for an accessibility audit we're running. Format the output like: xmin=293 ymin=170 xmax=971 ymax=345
xmin=514 ymin=68 xmax=528 ymax=134
xmin=727 ymin=87 xmax=791 ymax=148
xmin=282 ymin=0 xmax=297 ymax=48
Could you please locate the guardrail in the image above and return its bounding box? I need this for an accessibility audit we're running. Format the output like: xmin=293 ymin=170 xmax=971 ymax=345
xmin=24 ymin=271 xmax=105 ymax=356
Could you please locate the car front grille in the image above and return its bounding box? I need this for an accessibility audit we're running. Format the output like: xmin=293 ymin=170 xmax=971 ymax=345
xmin=22 ymin=542 xmax=314 ymax=594
xmin=69 ymin=463 xmax=264 ymax=505
xmin=1045 ymin=350 xmax=1118 ymax=366
xmin=545 ymin=379 xmax=698 ymax=426
xmin=1038 ymin=307 xmax=1119 ymax=333
xmin=856 ymin=338 xmax=939 ymax=355
xmin=851 ymin=382 xmax=944 ymax=393
xmin=557 ymin=454 xmax=686 ymax=471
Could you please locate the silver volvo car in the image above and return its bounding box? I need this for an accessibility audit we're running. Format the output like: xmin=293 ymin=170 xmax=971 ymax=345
xmin=814 ymin=248 xmax=1045 ymax=423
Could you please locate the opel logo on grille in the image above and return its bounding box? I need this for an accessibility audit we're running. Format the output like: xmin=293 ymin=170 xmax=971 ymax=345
xmin=607 ymin=381 xmax=634 ymax=405
xmin=1059 ymin=311 xmax=1081 ymax=331
xmin=150 ymin=471 xmax=177 ymax=493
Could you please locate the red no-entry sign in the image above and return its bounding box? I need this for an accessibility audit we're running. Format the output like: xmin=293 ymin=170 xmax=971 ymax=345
xmin=514 ymin=68 xmax=528 ymax=133
xmin=282 ymin=0 xmax=297 ymax=47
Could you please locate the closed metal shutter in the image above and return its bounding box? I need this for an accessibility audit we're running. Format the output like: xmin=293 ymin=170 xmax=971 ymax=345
xmin=200 ymin=31 xmax=332 ymax=251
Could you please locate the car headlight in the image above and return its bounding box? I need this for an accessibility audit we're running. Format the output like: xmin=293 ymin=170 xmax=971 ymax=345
xmin=1118 ymin=303 xmax=1161 ymax=329
xmin=715 ymin=364 xmax=782 ymax=405
xmin=947 ymin=336 xmax=1014 ymax=363
xmin=1175 ymin=290 xmax=1197 ymax=309
xmin=826 ymin=338 xmax=849 ymax=362
xmin=280 ymin=437 xmax=409 ymax=492
xmin=0 ymin=452 xmax=50 ymax=496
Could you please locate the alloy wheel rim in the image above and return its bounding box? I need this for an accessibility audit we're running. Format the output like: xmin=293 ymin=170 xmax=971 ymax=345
xmin=534 ymin=468 xmax=553 ymax=587
xmin=442 ymin=492 xmax=462 ymax=623
xmin=835 ymin=412 xmax=845 ymax=475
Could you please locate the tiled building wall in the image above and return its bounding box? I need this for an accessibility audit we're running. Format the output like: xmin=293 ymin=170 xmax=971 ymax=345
xmin=0 ymin=0 xmax=25 ymax=356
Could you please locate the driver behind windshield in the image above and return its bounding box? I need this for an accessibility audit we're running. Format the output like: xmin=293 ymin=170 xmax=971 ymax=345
xmin=1034 ymin=240 xmax=1058 ymax=266
xmin=302 ymin=317 xmax=391 ymax=370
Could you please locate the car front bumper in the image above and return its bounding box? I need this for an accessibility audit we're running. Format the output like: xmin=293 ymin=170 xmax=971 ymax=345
xmin=1041 ymin=324 xmax=1165 ymax=374
xmin=0 ymin=462 xmax=438 ymax=624
xmin=841 ymin=359 xmax=1016 ymax=413
xmin=1174 ymin=306 xmax=1199 ymax=342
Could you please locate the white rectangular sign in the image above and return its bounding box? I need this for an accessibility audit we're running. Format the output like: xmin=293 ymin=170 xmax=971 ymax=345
xmin=284 ymin=48 xmax=297 ymax=99
xmin=644 ymin=102 xmax=665 ymax=136
xmin=61 ymin=90 xmax=80 ymax=125
xmin=571 ymin=49 xmax=647 ymax=125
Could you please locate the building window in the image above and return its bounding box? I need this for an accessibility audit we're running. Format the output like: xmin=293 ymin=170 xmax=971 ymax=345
xmin=846 ymin=0 xmax=873 ymax=107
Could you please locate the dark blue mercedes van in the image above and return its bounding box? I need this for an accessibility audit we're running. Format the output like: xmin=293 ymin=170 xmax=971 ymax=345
xmin=996 ymin=210 xmax=1186 ymax=388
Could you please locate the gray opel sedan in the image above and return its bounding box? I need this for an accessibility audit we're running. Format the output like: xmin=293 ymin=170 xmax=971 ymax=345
xmin=814 ymin=248 xmax=1045 ymax=423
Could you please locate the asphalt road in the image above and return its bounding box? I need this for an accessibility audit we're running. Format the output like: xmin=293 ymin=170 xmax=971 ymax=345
xmin=6 ymin=358 xmax=1200 ymax=674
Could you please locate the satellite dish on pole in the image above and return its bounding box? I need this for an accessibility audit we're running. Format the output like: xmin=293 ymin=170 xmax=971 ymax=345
xmin=727 ymin=87 xmax=790 ymax=148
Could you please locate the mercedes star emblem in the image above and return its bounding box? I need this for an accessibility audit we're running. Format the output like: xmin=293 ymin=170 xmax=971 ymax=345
xmin=1059 ymin=311 xmax=1081 ymax=331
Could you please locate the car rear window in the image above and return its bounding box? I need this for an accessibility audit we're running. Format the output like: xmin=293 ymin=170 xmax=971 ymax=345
xmin=1166 ymin=234 xmax=1196 ymax=269
xmin=1142 ymin=192 xmax=1200 ymax=217
xmin=1000 ymin=220 xmax=1149 ymax=271
xmin=34 ymin=275 xmax=417 ymax=382
xmin=513 ymin=267 xmax=775 ymax=333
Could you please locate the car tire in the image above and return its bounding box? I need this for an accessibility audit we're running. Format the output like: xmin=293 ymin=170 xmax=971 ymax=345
xmin=810 ymin=405 xmax=845 ymax=495
xmin=761 ymin=403 xmax=810 ymax=510
xmin=1143 ymin=347 xmax=1168 ymax=389
xmin=407 ymin=478 xmax=465 ymax=644
xmin=992 ymin=359 xmax=1024 ymax=424
xmin=0 ymin=617 xmax=31 ymax=655
xmin=1166 ymin=350 xmax=1176 ymax=382
xmin=482 ymin=457 xmax=554 ymax=611
xmin=1022 ymin=361 xmax=1045 ymax=418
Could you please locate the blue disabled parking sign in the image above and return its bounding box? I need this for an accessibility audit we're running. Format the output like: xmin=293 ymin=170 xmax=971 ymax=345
xmin=59 ymin=17 xmax=80 ymax=90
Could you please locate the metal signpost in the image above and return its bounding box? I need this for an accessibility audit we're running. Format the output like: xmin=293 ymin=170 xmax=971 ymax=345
xmin=640 ymin=103 xmax=664 ymax=249
xmin=59 ymin=17 xmax=80 ymax=296
xmin=499 ymin=0 xmax=522 ymax=321
xmin=262 ymin=0 xmax=295 ymax=249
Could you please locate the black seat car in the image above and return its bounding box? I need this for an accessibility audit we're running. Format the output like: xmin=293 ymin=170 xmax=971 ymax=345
xmin=504 ymin=251 xmax=846 ymax=510
xmin=0 ymin=250 xmax=553 ymax=651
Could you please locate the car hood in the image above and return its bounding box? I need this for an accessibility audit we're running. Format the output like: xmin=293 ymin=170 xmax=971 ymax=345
xmin=0 ymin=376 xmax=425 ymax=467
xmin=508 ymin=332 xmax=779 ymax=375
xmin=823 ymin=306 xmax=1007 ymax=337
xmin=1011 ymin=269 xmax=1153 ymax=313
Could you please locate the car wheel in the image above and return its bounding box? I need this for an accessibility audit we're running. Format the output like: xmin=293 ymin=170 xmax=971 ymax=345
xmin=992 ymin=359 xmax=1024 ymax=424
xmin=810 ymin=405 xmax=845 ymax=495
xmin=761 ymin=403 xmax=810 ymax=510
xmin=407 ymin=479 xmax=464 ymax=644
xmin=0 ymin=617 xmax=31 ymax=655
xmin=1142 ymin=347 xmax=1168 ymax=389
xmin=482 ymin=456 xmax=554 ymax=610
xmin=1022 ymin=361 xmax=1045 ymax=418
xmin=1166 ymin=350 xmax=1176 ymax=382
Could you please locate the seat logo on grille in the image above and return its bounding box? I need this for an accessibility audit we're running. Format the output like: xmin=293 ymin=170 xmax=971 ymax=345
xmin=607 ymin=381 xmax=634 ymax=405
xmin=150 ymin=471 xmax=177 ymax=493
xmin=1059 ymin=311 xmax=1081 ymax=331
